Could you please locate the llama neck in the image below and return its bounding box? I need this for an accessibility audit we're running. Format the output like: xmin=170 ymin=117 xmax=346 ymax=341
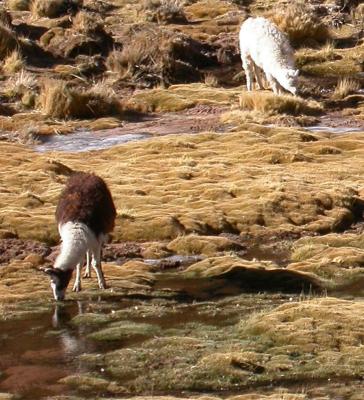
xmin=54 ymin=222 xmax=94 ymax=271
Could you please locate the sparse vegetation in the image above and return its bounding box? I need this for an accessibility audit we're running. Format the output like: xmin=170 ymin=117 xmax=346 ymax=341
xmin=4 ymin=69 xmax=37 ymax=101
xmin=2 ymin=49 xmax=24 ymax=75
xmin=143 ymin=0 xmax=187 ymax=24
xmin=332 ymin=77 xmax=361 ymax=99
xmin=105 ymin=26 xmax=211 ymax=87
xmin=270 ymin=2 xmax=330 ymax=47
xmin=239 ymin=91 xmax=323 ymax=116
xmin=39 ymin=79 xmax=123 ymax=119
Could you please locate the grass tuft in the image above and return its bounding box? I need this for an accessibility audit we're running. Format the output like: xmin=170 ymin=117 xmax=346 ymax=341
xmin=4 ymin=70 xmax=37 ymax=104
xmin=332 ymin=78 xmax=361 ymax=99
xmin=270 ymin=2 xmax=330 ymax=47
xmin=2 ymin=49 xmax=24 ymax=75
xmin=239 ymin=91 xmax=323 ymax=116
xmin=38 ymin=79 xmax=124 ymax=119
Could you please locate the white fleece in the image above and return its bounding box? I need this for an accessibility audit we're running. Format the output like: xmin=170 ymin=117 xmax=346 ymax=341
xmin=239 ymin=17 xmax=298 ymax=95
xmin=55 ymin=221 xmax=99 ymax=271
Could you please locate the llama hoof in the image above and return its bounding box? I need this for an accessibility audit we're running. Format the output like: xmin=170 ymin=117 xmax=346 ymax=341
xmin=72 ymin=284 xmax=82 ymax=292
xmin=83 ymin=272 xmax=91 ymax=279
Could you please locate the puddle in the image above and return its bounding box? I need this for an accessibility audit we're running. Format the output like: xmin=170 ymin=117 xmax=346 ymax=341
xmin=306 ymin=125 xmax=364 ymax=134
xmin=32 ymin=112 xmax=227 ymax=153
xmin=0 ymin=303 xmax=85 ymax=399
xmin=35 ymin=131 xmax=151 ymax=153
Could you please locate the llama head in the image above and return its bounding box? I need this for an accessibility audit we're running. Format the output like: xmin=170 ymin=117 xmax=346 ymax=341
xmin=282 ymin=68 xmax=299 ymax=95
xmin=41 ymin=267 xmax=73 ymax=301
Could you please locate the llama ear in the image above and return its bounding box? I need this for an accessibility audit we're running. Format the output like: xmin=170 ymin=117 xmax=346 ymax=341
xmin=40 ymin=267 xmax=56 ymax=276
xmin=293 ymin=69 xmax=299 ymax=77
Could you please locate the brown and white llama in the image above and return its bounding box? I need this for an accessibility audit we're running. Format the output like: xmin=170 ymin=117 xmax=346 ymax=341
xmin=43 ymin=172 xmax=116 ymax=301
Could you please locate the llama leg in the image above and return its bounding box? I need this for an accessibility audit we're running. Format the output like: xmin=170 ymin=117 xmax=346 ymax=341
xmin=72 ymin=262 xmax=82 ymax=292
xmin=242 ymin=56 xmax=254 ymax=91
xmin=276 ymin=81 xmax=286 ymax=95
xmin=266 ymin=73 xmax=280 ymax=94
xmin=253 ymin=65 xmax=265 ymax=90
xmin=83 ymin=250 xmax=92 ymax=278
xmin=91 ymin=243 xmax=107 ymax=290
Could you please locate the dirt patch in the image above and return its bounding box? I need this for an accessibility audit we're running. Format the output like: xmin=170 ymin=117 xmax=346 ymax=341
xmin=0 ymin=238 xmax=51 ymax=265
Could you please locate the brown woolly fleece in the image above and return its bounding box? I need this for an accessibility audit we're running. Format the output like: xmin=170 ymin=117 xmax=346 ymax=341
xmin=56 ymin=172 xmax=116 ymax=236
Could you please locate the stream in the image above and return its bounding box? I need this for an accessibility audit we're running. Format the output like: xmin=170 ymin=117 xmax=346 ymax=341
xmin=34 ymin=124 xmax=364 ymax=153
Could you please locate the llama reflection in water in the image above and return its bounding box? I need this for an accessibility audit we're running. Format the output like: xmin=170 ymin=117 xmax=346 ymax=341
xmin=52 ymin=302 xmax=92 ymax=358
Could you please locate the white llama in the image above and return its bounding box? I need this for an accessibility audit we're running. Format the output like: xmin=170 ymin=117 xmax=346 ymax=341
xmin=42 ymin=172 xmax=116 ymax=301
xmin=239 ymin=17 xmax=299 ymax=95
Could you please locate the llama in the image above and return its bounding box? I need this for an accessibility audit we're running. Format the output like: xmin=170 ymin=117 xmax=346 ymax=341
xmin=42 ymin=172 xmax=116 ymax=301
xmin=239 ymin=17 xmax=299 ymax=95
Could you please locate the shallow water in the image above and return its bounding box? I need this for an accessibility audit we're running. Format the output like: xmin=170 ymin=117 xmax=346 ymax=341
xmin=35 ymin=130 xmax=151 ymax=153
xmin=34 ymin=113 xmax=224 ymax=153
xmin=306 ymin=125 xmax=364 ymax=133
xmin=0 ymin=283 xmax=292 ymax=399
xmin=34 ymin=122 xmax=364 ymax=153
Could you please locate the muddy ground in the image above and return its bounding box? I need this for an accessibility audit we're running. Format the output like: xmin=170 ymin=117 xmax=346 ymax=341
xmin=0 ymin=0 xmax=364 ymax=399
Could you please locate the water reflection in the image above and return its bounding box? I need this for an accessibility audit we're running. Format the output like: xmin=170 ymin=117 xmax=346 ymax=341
xmin=306 ymin=125 xmax=364 ymax=133
xmin=52 ymin=302 xmax=94 ymax=359
xmin=35 ymin=131 xmax=151 ymax=153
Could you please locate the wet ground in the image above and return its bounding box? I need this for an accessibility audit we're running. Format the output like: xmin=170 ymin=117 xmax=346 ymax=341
xmin=0 ymin=289 xmax=294 ymax=399
xmin=32 ymin=112 xmax=363 ymax=153
xmin=34 ymin=111 xmax=226 ymax=153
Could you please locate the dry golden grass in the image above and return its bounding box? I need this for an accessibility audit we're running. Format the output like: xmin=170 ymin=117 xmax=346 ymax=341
xmin=6 ymin=0 xmax=30 ymax=10
xmin=185 ymin=0 xmax=236 ymax=20
xmin=130 ymin=83 xmax=240 ymax=112
xmin=302 ymin=57 xmax=362 ymax=77
xmin=238 ymin=91 xmax=323 ymax=116
xmin=270 ymin=2 xmax=329 ymax=47
xmin=4 ymin=69 xmax=37 ymax=98
xmin=2 ymin=49 xmax=24 ymax=75
xmin=221 ymin=109 xmax=319 ymax=128
xmin=38 ymin=79 xmax=123 ymax=119
xmin=167 ymin=235 xmax=243 ymax=256
xmin=332 ymin=78 xmax=361 ymax=99
xmin=204 ymin=72 xmax=219 ymax=88
xmin=295 ymin=42 xmax=338 ymax=67
xmin=0 ymin=123 xmax=363 ymax=245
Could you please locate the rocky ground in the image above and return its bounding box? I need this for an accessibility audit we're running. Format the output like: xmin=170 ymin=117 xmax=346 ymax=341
xmin=0 ymin=0 xmax=364 ymax=399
